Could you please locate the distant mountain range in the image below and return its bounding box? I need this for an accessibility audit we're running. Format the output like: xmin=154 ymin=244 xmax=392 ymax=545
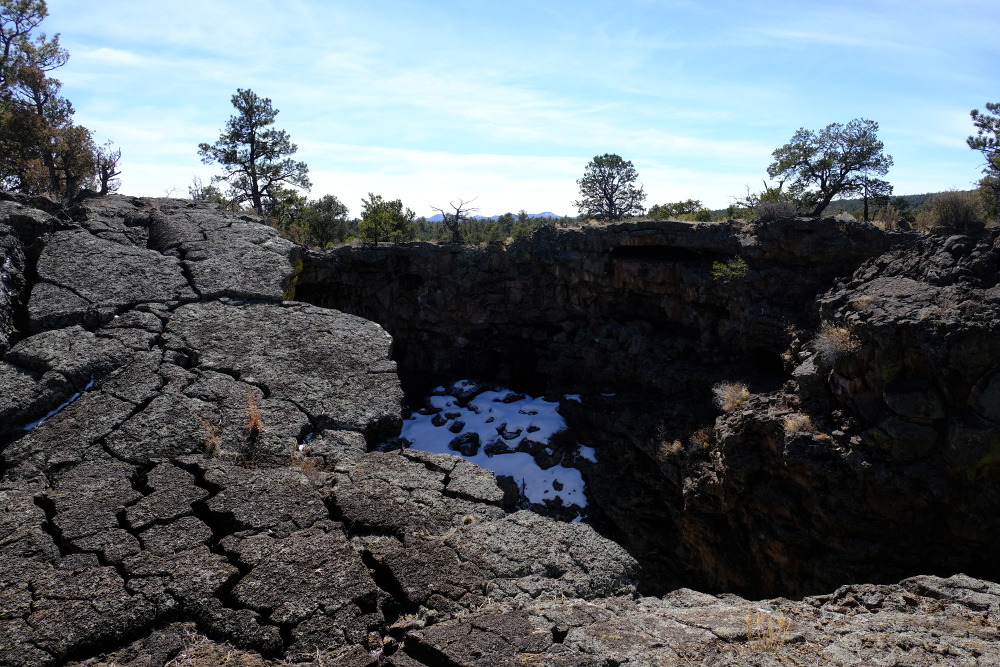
xmin=425 ymin=212 xmax=560 ymax=222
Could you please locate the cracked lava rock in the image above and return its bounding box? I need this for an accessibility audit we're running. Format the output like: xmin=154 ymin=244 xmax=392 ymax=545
xmin=0 ymin=193 xmax=998 ymax=665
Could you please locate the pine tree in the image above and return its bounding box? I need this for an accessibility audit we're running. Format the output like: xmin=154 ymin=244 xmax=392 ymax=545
xmin=198 ymin=89 xmax=310 ymax=215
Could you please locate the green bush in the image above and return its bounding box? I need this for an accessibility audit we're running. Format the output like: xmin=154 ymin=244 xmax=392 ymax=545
xmin=648 ymin=199 xmax=712 ymax=221
xmin=359 ymin=193 xmax=418 ymax=244
xmin=711 ymin=256 xmax=750 ymax=282
xmin=978 ymin=175 xmax=1000 ymax=224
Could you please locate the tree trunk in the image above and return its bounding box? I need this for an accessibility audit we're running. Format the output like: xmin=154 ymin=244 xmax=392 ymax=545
xmin=862 ymin=177 xmax=869 ymax=222
xmin=811 ymin=195 xmax=835 ymax=216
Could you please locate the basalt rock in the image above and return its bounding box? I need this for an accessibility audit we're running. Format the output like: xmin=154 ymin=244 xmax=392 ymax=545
xmin=296 ymin=218 xmax=1000 ymax=602
xmin=296 ymin=216 xmax=899 ymax=396
xmin=0 ymin=194 xmax=410 ymax=664
xmin=1 ymin=194 xmax=999 ymax=666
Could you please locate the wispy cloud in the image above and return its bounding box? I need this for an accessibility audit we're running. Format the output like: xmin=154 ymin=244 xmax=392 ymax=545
xmin=42 ymin=0 xmax=1000 ymax=212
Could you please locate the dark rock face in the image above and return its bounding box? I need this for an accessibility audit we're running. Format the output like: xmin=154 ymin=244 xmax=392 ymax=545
xmin=29 ymin=230 xmax=197 ymax=333
xmin=297 ymin=219 xmax=1000 ymax=603
xmin=296 ymin=217 xmax=895 ymax=395
xmin=629 ymin=230 xmax=1000 ymax=598
xmin=1 ymin=194 xmax=998 ymax=665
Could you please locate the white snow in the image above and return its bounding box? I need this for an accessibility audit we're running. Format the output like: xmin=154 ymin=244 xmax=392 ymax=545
xmin=564 ymin=394 xmax=582 ymax=403
xmin=23 ymin=377 xmax=96 ymax=431
xmin=577 ymin=445 xmax=598 ymax=463
xmin=402 ymin=381 xmax=593 ymax=510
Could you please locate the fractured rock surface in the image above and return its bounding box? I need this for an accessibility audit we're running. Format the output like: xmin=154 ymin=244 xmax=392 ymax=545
xmin=0 ymin=193 xmax=998 ymax=665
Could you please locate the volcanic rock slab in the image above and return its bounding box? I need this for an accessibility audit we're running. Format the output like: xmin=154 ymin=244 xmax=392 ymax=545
xmin=0 ymin=193 xmax=998 ymax=666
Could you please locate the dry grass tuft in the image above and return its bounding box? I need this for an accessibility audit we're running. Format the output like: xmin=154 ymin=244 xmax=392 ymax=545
xmin=783 ymin=413 xmax=816 ymax=436
xmin=244 ymin=392 xmax=264 ymax=436
xmin=657 ymin=439 xmax=684 ymax=460
xmin=290 ymin=448 xmax=321 ymax=480
xmin=654 ymin=421 xmax=684 ymax=460
xmin=813 ymin=323 xmax=859 ymax=366
xmin=163 ymin=625 xmax=253 ymax=666
xmin=783 ymin=413 xmax=833 ymax=442
xmin=690 ymin=427 xmax=715 ymax=450
xmin=197 ymin=417 xmax=222 ymax=456
xmin=713 ymin=381 xmax=750 ymax=412
xmin=743 ymin=609 xmax=791 ymax=653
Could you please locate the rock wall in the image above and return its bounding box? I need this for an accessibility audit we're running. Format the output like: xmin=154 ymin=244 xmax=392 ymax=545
xmin=680 ymin=228 xmax=1000 ymax=596
xmin=297 ymin=217 xmax=1000 ymax=601
xmin=1 ymin=193 xmax=998 ymax=665
xmin=296 ymin=217 xmax=893 ymax=398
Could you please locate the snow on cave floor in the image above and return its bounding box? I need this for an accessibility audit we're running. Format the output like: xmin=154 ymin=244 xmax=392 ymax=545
xmin=397 ymin=380 xmax=598 ymax=520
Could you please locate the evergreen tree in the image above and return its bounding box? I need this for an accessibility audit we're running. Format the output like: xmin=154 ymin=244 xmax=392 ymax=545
xmin=968 ymin=103 xmax=1000 ymax=220
xmin=358 ymin=193 xmax=416 ymax=244
xmin=768 ymin=119 xmax=892 ymax=216
xmin=198 ymin=89 xmax=310 ymax=215
xmin=0 ymin=0 xmax=113 ymax=198
xmin=574 ymin=154 xmax=646 ymax=221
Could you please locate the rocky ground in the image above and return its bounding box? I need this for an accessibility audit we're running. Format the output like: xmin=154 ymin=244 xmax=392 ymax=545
xmin=1 ymin=193 xmax=998 ymax=665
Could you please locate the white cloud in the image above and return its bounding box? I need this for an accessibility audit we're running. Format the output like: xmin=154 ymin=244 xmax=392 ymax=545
xmin=39 ymin=0 xmax=1000 ymax=211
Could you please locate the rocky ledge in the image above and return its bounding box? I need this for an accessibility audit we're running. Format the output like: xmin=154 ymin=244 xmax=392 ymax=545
xmin=1 ymin=193 xmax=998 ymax=665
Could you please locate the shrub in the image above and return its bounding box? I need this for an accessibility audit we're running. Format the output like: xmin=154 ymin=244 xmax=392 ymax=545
xmin=712 ymin=256 xmax=750 ymax=282
xmin=755 ymin=199 xmax=798 ymax=221
xmin=783 ymin=413 xmax=816 ymax=436
xmin=813 ymin=324 xmax=858 ymax=366
xmin=872 ymin=203 xmax=901 ymax=230
xmin=732 ymin=181 xmax=801 ymax=221
xmin=977 ymin=175 xmax=1000 ymax=225
xmin=713 ymin=382 xmax=750 ymax=411
xmin=648 ymin=199 xmax=707 ymax=220
xmin=915 ymin=190 xmax=984 ymax=234
xmin=690 ymin=426 xmax=716 ymax=449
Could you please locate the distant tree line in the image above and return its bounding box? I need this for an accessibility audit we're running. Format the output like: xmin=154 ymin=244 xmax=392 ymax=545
xmin=0 ymin=0 xmax=120 ymax=199
xmin=194 ymin=73 xmax=999 ymax=247
xmin=264 ymin=195 xmax=576 ymax=249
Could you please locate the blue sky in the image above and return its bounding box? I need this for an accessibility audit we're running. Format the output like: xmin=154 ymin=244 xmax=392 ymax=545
xmin=44 ymin=0 xmax=1000 ymax=217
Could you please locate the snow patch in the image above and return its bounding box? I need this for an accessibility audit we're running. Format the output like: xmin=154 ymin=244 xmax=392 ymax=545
xmin=401 ymin=381 xmax=596 ymax=512
xmin=23 ymin=377 xmax=96 ymax=431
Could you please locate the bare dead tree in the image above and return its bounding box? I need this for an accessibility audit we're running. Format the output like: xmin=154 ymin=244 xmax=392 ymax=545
xmin=430 ymin=197 xmax=479 ymax=243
